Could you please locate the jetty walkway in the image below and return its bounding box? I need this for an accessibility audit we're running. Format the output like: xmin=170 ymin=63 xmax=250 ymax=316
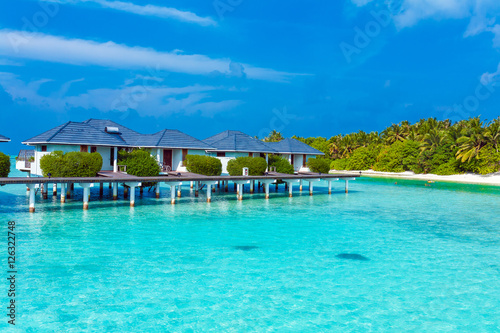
xmin=0 ymin=171 xmax=359 ymax=212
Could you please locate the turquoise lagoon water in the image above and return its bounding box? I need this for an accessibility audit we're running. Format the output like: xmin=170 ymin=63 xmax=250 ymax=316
xmin=1 ymin=159 xmax=500 ymax=332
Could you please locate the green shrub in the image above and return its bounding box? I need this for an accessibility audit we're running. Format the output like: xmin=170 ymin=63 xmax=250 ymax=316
xmin=40 ymin=151 xmax=102 ymax=177
xmin=307 ymin=157 xmax=330 ymax=173
xmin=433 ymin=159 xmax=461 ymax=175
xmin=121 ymin=150 xmax=160 ymax=177
xmin=0 ymin=152 xmax=10 ymax=177
xmin=346 ymin=147 xmax=377 ymax=170
xmin=40 ymin=151 xmax=64 ymax=177
xmin=227 ymin=157 xmax=267 ymax=176
xmin=330 ymin=158 xmax=348 ymax=170
xmin=268 ymin=155 xmax=294 ymax=174
xmin=185 ymin=155 xmax=222 ymax=176
xmin=401 ymin=140 xmax=421 ymax=171
xmin=374 ymin=142 xmax=405 ymax=172
xmin=476 ymin=145 xmax=500 ymax=175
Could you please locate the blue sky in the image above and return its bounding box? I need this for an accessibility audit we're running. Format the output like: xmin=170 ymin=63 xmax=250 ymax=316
xmin=1 ymin=0 xmax=500 ymax=154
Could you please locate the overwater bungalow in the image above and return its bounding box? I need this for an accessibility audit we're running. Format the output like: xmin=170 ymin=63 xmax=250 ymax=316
xmin=265 ymin=138 xmax=325 ymax=173
xmin=17 ymin=119 xmax=212 ymax=176
xmin=0 ymin=134 xmax=10 ymax=142
xmin=83 ymin=119 xmax=212 ymax=172
xmin=203 ymin=130 xmax=277 ymax=173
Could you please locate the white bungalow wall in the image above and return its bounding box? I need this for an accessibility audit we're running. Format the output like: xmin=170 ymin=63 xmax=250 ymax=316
xmin=24 ymin=144 xmax=116 ymax=176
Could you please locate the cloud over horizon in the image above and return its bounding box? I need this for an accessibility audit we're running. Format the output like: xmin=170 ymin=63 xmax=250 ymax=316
xmin=0 ymin=30 xmax=304 ymax=82
xmin=0 ymin=72 xmax=243 ymax=117
xmin=45 ymin=0 xmax=217 ymax=26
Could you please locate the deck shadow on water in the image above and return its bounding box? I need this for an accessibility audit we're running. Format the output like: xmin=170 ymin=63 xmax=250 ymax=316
xmin=336 ymin=253 xmax=370 ymax=261
xmin=233 ymin=246 xmax=259 ymax=251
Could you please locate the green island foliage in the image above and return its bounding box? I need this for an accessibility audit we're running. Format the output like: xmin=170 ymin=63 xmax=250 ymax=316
xmin=227 ymin=157 xmax=267 ymax=176
xmin=185 ymin=155 xmax=222 ymax=176
xmin=40 ymin=151 xmax=103 ymax=177
xmin=288 ymin=117 xmax=500 ymax=175
xmin=0 ymin=152 xmax=10 ymax=177
xmin=307 ymin=157 xmax=330 ymax=174
xmin=119 ymin=149 xmax=160 ymax=177
xmin=268 ymin=155 xmax=294 ymax=174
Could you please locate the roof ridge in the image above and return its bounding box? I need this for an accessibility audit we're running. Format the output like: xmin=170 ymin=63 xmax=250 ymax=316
xmin=46 ymin=121 xmax=72 ymax=142
xmin=156 ymin=129 xmax=168 ymax=146
xmin=85 ymin=122 xmax=126 ymax=145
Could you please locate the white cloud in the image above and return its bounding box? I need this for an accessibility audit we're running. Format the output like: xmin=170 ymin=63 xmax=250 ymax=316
xmin=351 ymin=0 xmax=500 ymax=46
xmin=47 ymin=0 xmax=217 ymax=26
xmin=393 ymin=0 xmax=472 ymax=28
xmin=0 ymin=30 xmax=304 ymax=82
xmin=0 ymin=72 xmax=242 ymax=117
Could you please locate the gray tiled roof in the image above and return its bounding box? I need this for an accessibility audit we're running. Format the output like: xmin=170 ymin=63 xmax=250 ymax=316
xmin=23 ymin=122 xmax=128 ymax=146
xmin=265 ymin=138 xmax=325 ymax=155
xmin=204 ymin=130 xmax=276 ymax=153
xmin=137 ymin=129 xmax=213 ymax=149
xmin=83 ymin=119 xmax=143 ymax=146
xmin=85 ymin=119 xmax=212 ymax=149
xmin=23 ymin=119 xmax=214 ymax=150
xmin=0 ymin=134 xmax=10 ymax=142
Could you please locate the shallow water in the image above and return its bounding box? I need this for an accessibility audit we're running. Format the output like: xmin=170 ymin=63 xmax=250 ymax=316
xmin=1 ymin=159 xmax=499 ymax=332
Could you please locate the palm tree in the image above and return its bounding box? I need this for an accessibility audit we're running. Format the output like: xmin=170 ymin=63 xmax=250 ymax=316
xmin=456 ymin=133 xmax=487 ymax=162
xmin=421 ymin=129 xmax=445 ymax=151
xmin=263 ymin=130 xmax=284 ymax=142
xmin=485 ymin=118 xmax=500 ymax=152
xmin=382 ymin=124 xmax=406 ymax=144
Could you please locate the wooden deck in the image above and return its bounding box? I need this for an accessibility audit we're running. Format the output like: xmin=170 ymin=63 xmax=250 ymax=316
xmin=0 ymin=172 xmax=359 ymax=185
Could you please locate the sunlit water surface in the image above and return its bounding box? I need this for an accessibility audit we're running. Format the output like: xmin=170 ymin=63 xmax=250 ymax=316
xmin=1 ymin=159 xmax=499 ymax=332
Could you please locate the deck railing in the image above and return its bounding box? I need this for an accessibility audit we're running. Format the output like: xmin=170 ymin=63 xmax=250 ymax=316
xmin=17 ymin=150 xmax=35 ymax=169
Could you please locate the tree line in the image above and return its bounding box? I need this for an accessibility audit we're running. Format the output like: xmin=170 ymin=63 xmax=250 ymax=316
xmin=264 ymin=117 xmax=500 ymax=175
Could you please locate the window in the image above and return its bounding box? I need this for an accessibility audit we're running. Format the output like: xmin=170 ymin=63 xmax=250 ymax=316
xmin=80 ymin=145 xmax=88 ymax=153
xmin=248 ymin=152 xmax=253 ymax=157
xmin=216 ymin=152 xmax=226 ymax=157
xmin=90 ymin=146 xmax=97 ymax=153
xmin=41 ymin=145 xmax=47 ymax=152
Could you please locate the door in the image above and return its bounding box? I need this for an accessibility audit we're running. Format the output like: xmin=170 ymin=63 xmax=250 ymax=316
xmin=182 ymin=149 xmax=188 ymax=166
xmin=303 ymin=154 xmax=307 ymax=167
xmin=163 ymin=149 xmax=173 ymax=170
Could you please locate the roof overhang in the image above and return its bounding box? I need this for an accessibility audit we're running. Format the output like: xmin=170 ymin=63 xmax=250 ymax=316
xmin=274 ymin=151 xmax=325 ymax=155
xmin=206 ymin=149 xmax=276 ymax=153
xmin=21 ymin=142 xmax=129 ymax=147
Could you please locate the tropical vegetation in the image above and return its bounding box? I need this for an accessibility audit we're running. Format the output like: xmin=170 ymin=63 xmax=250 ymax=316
xmin=307 ymin=157 xmax=330 ymax=174
xmin=185 ymin=155 xmax=222 ymax=176
xmin=290 ymin=117 xmax=500 ymax=175
xmin=118 ymin=149 xmax=160 ymax=177
xmin=227 ymin=157 xmax=268 ymax=176
xmin=40 ymin=151 xmax=103 ymax=177
xmin=0 ymin=152 xmax=10 ymax=177
xmin=268 ymin=155 xmax=294 ymax=174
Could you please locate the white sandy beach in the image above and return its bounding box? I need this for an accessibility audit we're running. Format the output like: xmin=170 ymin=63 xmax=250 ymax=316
xmin=331 ymin=169 xmax=500 ymax=186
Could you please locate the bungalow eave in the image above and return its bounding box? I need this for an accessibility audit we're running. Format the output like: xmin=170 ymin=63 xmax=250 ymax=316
xmin=21 ymin=141 xmax=129 ymax=147
xmin=274 ymin=151 xmax=325 ymax=155
xmin=206 ymin=149 xmax=276 ymax=154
